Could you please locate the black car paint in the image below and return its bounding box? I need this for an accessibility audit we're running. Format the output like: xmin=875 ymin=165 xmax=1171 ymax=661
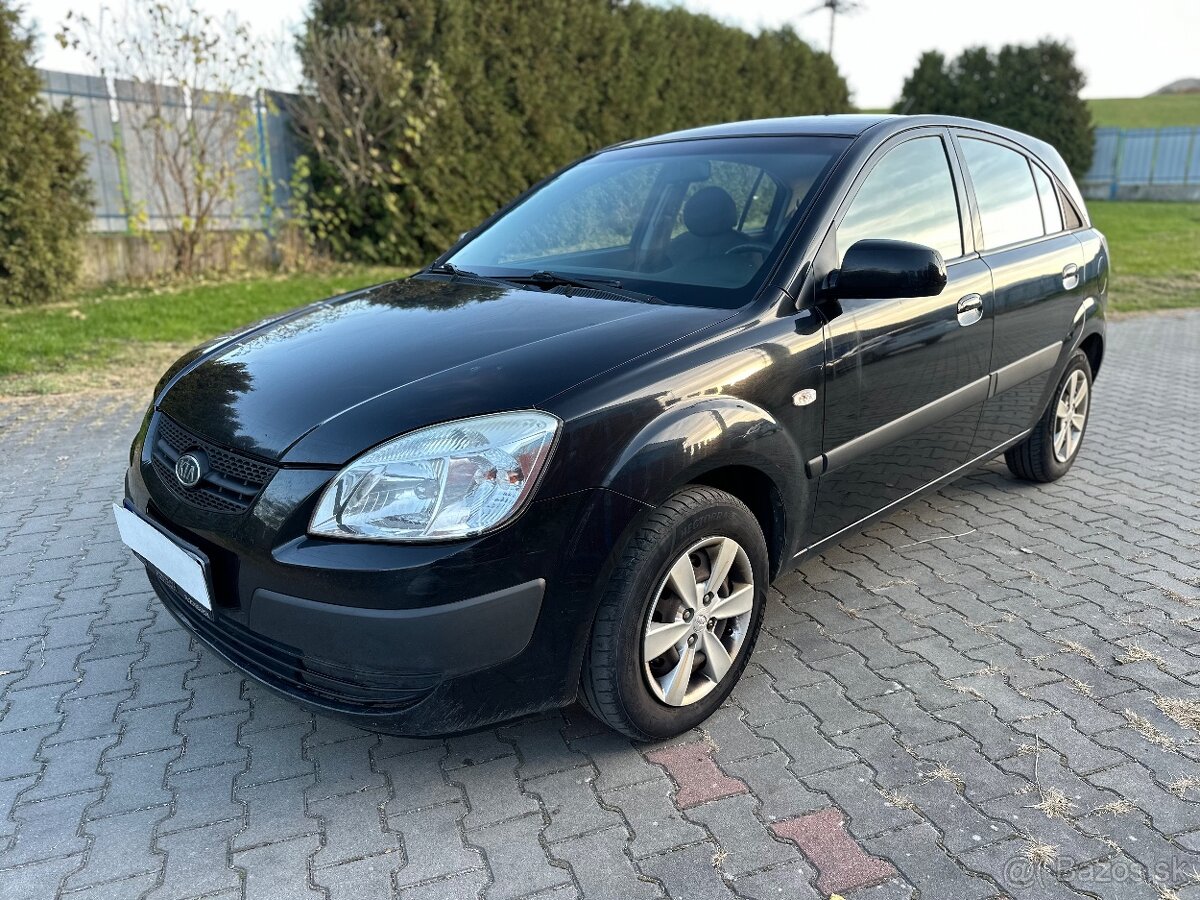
xmin=126 ymin=114 xmax=1108 ymax=734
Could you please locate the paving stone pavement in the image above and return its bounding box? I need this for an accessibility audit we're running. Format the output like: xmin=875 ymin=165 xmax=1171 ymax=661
xmin=2 ymin=311 xmax=1199 ymax=900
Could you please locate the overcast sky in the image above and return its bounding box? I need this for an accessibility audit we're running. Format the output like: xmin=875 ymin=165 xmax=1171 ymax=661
xmin=28 ymin=0 xmax=1200 ymax=109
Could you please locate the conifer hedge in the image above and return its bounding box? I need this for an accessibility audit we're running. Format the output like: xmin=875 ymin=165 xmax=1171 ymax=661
xmin=299 ymin=0 xmax=851 ymax=265
xmin=894 ymin=41 xmax=1094 ymax=178
xmin=0 ymin=2 xmax=91 ymax=306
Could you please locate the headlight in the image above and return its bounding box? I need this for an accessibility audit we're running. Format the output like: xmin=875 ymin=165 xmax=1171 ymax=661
xmin=309 ymin=411 xmax=560 ymax=542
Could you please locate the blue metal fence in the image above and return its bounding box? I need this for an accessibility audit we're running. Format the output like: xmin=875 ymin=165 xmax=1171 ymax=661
xmin=1083 ymin=126 xmax=1200 ymax=200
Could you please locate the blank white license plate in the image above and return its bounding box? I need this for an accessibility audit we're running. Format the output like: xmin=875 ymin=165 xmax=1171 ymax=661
xmin=113 ymin=503 xmax=212 ymax=611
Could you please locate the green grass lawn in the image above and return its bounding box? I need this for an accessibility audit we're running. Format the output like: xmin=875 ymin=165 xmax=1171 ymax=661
xmin=0 ymin=202 xmax=1195 ymax=395
xmin=1088 ymin=94 xmax=1200 ymax=129
xmin=0 ymin=266 xmax=407 ymax=394
xmin=1089 ymin=201 xmax=1200 ymax=313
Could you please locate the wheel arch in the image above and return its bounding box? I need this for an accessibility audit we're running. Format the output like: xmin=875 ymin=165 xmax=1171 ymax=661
xmin=688 ymin=465 xmax=788 ymax=582
xmin=1080 ymin=331 xmax=1104 ymax=379
xmin=598 ymin=395 xmax=807 ymax=583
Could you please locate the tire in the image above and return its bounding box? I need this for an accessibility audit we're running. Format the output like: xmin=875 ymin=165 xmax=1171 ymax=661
xmin=580 ymin=485 xmax=768 ymax=741
xmin=1004 ymin=350 xmax=1093 ymax=483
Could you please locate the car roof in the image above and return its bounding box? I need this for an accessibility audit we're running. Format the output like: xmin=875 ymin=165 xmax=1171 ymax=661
xmin=619 ymin=114 xmax=1087 ymax=223
xmin=622 ymin=114 xmax=897 ymax=142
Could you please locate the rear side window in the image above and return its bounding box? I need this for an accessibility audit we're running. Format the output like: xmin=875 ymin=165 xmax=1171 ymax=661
xmin=961 ymin=139 xmax=1044 ymax=249
xmin=1031 ymin=165 xmax=1064 ymax=234
xmin=836 ymin=136 xmax=963 ymax=264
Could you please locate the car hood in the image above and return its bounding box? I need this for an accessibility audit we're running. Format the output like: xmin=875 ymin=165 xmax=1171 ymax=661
xmin=158 ymin=276 xmax=726 ymax=465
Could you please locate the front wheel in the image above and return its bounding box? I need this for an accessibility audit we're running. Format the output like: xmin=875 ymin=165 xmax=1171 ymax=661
xmin=580 ymin=486 xmax=768 ymax=741
xmin=1005 ymin=350 xmax=1093 ymax=483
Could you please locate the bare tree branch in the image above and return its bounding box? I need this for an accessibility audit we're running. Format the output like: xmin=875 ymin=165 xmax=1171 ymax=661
xmin=59 ymin=3 xmax=267 ymax=275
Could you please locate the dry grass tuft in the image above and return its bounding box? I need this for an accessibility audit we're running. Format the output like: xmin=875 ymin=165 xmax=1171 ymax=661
xmin=1034 ymin=787 xmax=1074 ymax=820
xmin=924 ymin=763 xmax=965 ymax=791
xmin=1022 ymin=841 xmax=1058 ymax=867
xmin=1123 ymin=710 xmax=1177 ymax=749
xmin=1117 ymin=644 xmax=1167 ymax=669
xmin=1092 ymin=799 xmax=1135 ymax=816
xmin=951 ymin=683 xmax=984 ymax=700
xmin=968 ymin=665 xmax=1003 ymax=678
xmin=1066 ymin=677 xmax=1094 ymax=697
xmin=1153 ymin=697 xmax=1200 ymax=736
xmin=1057 ymin=640 xmax=1097 ymax=662
xmin=879 ymin=789 xmax=918 ymax=812
xmin=1168 ymin=776 xmax=1199 ymax=799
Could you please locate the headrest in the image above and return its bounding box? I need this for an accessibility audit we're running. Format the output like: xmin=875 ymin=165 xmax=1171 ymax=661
xmin=683 ymin=186 xmax=737 ymax=237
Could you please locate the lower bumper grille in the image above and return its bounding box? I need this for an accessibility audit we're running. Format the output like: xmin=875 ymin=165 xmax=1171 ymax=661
xmin=147 ymin=570 xmax=438 ymax=712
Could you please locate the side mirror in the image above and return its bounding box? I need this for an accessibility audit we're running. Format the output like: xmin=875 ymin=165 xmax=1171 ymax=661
xmin=827 ymin=239 xmax=947 ymax=300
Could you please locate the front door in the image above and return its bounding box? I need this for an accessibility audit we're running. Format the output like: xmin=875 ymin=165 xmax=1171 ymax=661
xmin=808 ymin=132 xmax=994 ymax=542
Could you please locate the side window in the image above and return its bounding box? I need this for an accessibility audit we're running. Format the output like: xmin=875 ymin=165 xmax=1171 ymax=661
xmin=1031 ymin=164 xmax=1064 ymax=234
xmin=836 ymin=137 xmax=962 ymax=264
xmin=961 ymin=139 xmax=1045 ymax=249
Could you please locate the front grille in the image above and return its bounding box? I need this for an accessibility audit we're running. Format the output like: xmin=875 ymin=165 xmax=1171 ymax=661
xmin=148 ymin=570 xmax=438 ymax=712
xmin=150 ymin=414 xmax=278 ymax=514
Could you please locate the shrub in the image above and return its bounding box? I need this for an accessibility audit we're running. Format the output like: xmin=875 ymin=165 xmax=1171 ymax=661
xmin=0 ymin=2 xmax=91 ymax=306
xmin=894 ymin=41 xmax=1094 ymax=177
xmin=296 ymin=0 xmax=851 ymax=265
xmin=58 ymin=4 xmax=269 ymax=278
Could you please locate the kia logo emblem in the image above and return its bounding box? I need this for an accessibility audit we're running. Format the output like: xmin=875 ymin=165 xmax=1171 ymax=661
xmin=175 ymin=452 xmax=205 ymax=488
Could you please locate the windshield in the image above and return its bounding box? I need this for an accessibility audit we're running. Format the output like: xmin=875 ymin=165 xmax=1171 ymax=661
xmin=446 ymin=136 xmax=850 ymax=309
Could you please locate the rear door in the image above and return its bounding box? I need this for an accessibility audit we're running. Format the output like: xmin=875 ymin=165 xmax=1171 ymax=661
xmin=953 ymin=134 xmax=1088 ymax=451
xmin=809 ymin=129 xmax=995 ymax=541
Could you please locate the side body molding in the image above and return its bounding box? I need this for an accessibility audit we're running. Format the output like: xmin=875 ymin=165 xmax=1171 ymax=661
xmin=990 ymin=343 xmax=1063 ymax=397
xmin=807 ymin=375 xmax=991 ymax=478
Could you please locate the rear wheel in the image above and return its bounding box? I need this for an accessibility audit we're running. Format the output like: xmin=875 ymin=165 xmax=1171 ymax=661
xmin=580 ymin=486 xmax=768 ymax=741
xmin=1005 ymin=350 xmax=1093 ymax=482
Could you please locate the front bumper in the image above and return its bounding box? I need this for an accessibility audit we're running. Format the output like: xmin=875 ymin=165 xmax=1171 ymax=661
xmin=126 ymin=413 xmax=649 ymax=734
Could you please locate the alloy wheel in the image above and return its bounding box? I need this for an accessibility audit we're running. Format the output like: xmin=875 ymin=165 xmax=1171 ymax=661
xmin=642 ymin=536 xmax=754 ymax=707
xmin=1052 ymin=369 xmax=1089 ymax=463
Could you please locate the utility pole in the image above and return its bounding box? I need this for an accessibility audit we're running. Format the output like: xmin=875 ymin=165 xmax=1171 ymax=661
xmin=806 ymin=0 xmax=864 ymax=57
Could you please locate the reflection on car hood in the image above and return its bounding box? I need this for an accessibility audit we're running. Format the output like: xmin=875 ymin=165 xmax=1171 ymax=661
xmin=158 ymin=276 xmax=726 ymax=464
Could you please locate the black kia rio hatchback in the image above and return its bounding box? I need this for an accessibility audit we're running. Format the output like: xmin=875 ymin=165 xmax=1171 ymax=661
xmin=116 ymin=114 xmax=1108 ymax=740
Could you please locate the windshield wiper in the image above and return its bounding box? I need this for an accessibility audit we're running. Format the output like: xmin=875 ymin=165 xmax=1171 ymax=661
xmin=503 ymin=270 xmax=622 ymax=290
xmin=425 ymin=261 xmax=484 ymax=279
xmin=502 ymin=270 xmax=662 ymax=303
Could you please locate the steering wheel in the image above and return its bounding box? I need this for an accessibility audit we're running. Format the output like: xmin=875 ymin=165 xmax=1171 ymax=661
xmin=724 ymin=242 xmax=773 ymax=256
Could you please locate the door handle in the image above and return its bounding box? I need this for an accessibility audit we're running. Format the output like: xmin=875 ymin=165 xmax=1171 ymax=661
xmin=957 ymin=293 xmax=983 ymax=327
xmin=1062 ymin=263 xmax=1080 ymax=290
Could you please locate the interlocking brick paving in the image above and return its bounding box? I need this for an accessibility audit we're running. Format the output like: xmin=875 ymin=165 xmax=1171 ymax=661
xmin=1 ymin=310 xmax=1199 ymax=899
xmin=644 ymin=741 xmax=749 ymax=809
xmin=771 ymin=808 xmax=896 ymax=894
